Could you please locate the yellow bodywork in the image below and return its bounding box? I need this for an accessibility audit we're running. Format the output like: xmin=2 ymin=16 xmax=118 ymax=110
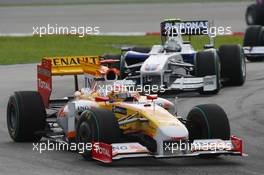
xmin=79 ymin=92 xmax=184 ymax=138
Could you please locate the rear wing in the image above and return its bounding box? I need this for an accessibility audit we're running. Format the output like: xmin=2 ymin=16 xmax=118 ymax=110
xmin=45 ymin=56 xmax=100 ymax=76
xmin=160 ymin=19 xmax=210 ymax=36
xmin=37 ymin=56 xmax=100 ymax=107
xmin=160 ymin=19 xmax=214 ymax=46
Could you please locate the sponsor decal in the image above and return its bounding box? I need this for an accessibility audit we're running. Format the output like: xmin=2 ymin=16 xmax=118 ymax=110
xmin=85 ymin=76 xmax=94 ymax=88
xmin=92 ymin=142 xmax=112 ymax=163
xmin=112 ymin=106 xmax=127 ymax=115
xmin=94 ymin=145 xmax=111 ymax=157
xmin=58 ymin=107 xmax=66 ymax=118
xmin=113 ymin=145 xmax=128 ymax=151
xmin=37 ymin=67 xmax=51 ymax=77
xmin=37 ymin=59 xmax=52 ymax=107
xmin=77 ymin=105 xmax=91 ymax=112
xmin=49 ymin=56 xmax=99 ymax=67
xmin=161 ymin=20 xmax=209 ymax=36
xmin=165 ymin=21 xmax=208 ymax=32
xmin=38 ymin=78 xmax=51 ymax=91
xmin=112 ymin=143 xmax=149 ymax=155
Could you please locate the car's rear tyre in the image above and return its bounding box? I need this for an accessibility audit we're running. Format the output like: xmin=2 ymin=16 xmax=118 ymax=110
xmin=76 ymin=108 xmax=121 ymax=160
xmin=196 ymin=49 xmax=220 ymax=95
xmin=186 ymin=104 xmax=230 ymax=158
xmin=219 ymin=45 xmax=246 ymax=86
xmin=6 ymin=91 xmax=46 ymax=142
xmin=246 ymin=4 xmax=261 ymax=25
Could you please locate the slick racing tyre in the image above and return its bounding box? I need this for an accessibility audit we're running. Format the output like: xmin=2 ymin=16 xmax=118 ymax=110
xmin=246 ymin=4 xmax=264 ymax=25
xmin=196 ymin=49 xmax=221 ymax=95
xmin=76 ymin=108 xmax=121 ymax=160
xmin=186 ymin=104 xmax=230 ymax=158
xmin=243 ymin=25 xmax=263 ymax=47
xmin=219 ymin=45 xmax=246 ymax=86
xmin=187 ymin=104 xmax=230 ymax=141
xmin=7 ymin=91 xmax=46 ymax=142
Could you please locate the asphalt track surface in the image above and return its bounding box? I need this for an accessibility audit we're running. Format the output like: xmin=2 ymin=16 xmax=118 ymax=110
xmin=0 ymin=61 xmax=264 ymax=175
xmin=0 ymin=1 xmax=251 ymax=34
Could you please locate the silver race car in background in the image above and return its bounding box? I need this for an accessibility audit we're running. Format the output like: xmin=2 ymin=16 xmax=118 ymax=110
xmin=118 ymin=19 xmax=246 ymax=94
xmin=243 ymin=25 xmax=264 ymax=62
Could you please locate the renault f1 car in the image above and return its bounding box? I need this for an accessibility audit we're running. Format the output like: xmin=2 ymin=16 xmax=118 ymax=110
xmin=118 ymin=19 xmax=246 ymax=94
xmin=7 ymin=56 xmax=245 ymax=163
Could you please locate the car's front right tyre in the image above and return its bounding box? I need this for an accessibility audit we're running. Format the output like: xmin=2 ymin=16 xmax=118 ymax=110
xmin=195 ymin=49 xmax=221 ymax=95
xmin=76 ymin=108 xmax=121 ymax=160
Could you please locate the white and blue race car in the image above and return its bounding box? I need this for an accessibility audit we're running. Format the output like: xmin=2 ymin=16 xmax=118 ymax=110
xmin=243 ymin=25 xmax=264 ymax=62
xmin=118 ymin=19 xmax=246 ymax=94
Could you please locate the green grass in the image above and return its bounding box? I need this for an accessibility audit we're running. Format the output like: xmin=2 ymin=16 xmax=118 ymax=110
xmin=0 ymin=35 xmax=243 ymax=65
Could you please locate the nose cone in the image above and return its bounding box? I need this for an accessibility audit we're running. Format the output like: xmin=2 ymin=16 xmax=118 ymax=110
xmin=157 ymin=125 xmax=189 ymax=140
xmin=154 ymin=125 xmax=189 ymax=155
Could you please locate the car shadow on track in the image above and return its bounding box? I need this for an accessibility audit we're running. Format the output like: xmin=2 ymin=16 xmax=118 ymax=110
xmin=159 ymin=91 xmax=216 ymax=99
xmin=93 ymin=157 xmax=243 ymax=168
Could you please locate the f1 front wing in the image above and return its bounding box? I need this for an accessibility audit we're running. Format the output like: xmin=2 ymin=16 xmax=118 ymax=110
xmin=244 ymin=46 xmax=264 ymax=58
xmin=90 ymin=136 xmax=245 ymax=163
xmin=168 ymin=75 xmax=217 ymax=92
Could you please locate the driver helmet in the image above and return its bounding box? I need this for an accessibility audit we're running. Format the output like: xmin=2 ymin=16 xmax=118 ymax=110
xmin=164 ymin=37 xmax=182 ymax=52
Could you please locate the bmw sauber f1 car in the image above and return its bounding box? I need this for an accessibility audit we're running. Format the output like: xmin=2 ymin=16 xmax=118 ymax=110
xmin=243 ymin=25 xmax=264 ymax=62
xmin=118 ymin=19 xmax=246 ymax=94
xmin=7 ymin=56 xmax=245 ymax=163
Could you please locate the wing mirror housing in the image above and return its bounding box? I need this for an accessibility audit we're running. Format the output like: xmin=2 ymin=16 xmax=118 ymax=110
xmin=95 ymin=97 xmax=110 ymax=102
xmin=147 ymin=95 xmax=158 ymax=100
